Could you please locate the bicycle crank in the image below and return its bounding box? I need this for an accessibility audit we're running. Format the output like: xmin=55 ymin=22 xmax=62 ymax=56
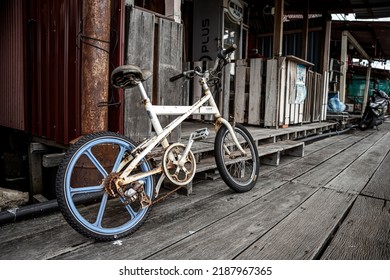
xmin=162 ymin=143 xmax=196 ymax=185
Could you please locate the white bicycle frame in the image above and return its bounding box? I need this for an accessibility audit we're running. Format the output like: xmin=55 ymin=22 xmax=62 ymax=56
xmin=116 ymin=68 xmax=245 ymax=193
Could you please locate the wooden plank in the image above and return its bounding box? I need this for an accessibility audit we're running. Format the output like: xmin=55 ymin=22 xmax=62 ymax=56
xmin=278 ymin=58 xmax=287 ymax=126
xmin=272 ymin=133 xmax=376 ymax=182
xmin=258 ymin=134 xmax=351 ymax=176
xmin=248 ymin=58 xmax=263 ymax=125
xmin=321 ymin=71 xmax=329 ymax=121
xmin=234 ymin=60 xmax=247 ymax=123
xmin=203 ymin=61 xmax=214 ymax=122
xmin=124 ymin=7 xmax=154 ymax=142
xmin=361 ymin=145 xmax=390 ymax=201
xmin=28 ymin=145 xmax=43 ymax=196
xmin=0 ymin=212 xmax=66 ymax=246
xmin=54 ymin=177 xmax=289 ymax=259
xmin=42 ymin=153 xmax=65 ymax=168
xmin=147 ymin=182 xmax=317 ymax=260
xmin=310 ymin=72 xmax=318 ymax=122
xmin=298 ymin=103 xmax=304 ymax=124
xmin=191 ymin=61 xmax=203 ymax=120
xmin=157 ymin=17 xmax=183 ymax=142
xmin=181 ymin=62 xmax=191 ymax=106
xmin=222 ymin=63 xmax=232 ymax=120
xmin=0 ymin=223 xmax=92 ymax=259
xmin=303 ymin=70 xmax=313 ymax=123
xmin=294 ymin=130 xmax=386 ymax=188
xmin=325 ymin=132 xmax=390 ymax=194
xmin=264 ymin=59 xmax=278 ymax=127
xmin=260 ymin=151 xmax=280 ymax=166
xmin=0 ymin=180 xmax=228 ymax=260
xmin=303 ymin=133 xmax=351 ymax=155
xmin=313 ymin=73 xmax=323 ymax=122
xmin=321 ymin=195 xmax=390 ymax=259
xmin=236 ymin=188 xmax=356 ymax=260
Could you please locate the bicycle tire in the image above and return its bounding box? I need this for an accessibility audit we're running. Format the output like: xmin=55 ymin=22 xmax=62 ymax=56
xmin=56 ymin=131 xmax=154 ymax=241
xmin=359 ymin=112 xmax=375 ymax=131
xmin=214 ymin=123 xmax=259 ymax=192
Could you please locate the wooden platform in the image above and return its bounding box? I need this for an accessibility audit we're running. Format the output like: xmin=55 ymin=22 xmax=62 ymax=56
xmin=187 ymin=121 xmax=334 ymax=171
xmin=1 ymin=121 xmax=390 ymax=260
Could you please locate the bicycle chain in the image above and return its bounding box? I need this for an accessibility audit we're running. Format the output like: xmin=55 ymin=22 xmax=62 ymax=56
xmin=151 ymin=184 xmax=185 ymax=205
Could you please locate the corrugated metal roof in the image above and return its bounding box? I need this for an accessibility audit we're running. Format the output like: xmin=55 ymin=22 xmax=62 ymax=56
xmin=332 ymin=21 xmax=390 ymax=60
xmin=249 ymin=0 xmax=390 ymax=59
xmin=350 ymin=0 xmax=390 ymax=19
xmin=250 ymin=0 xmax=390 ymax=18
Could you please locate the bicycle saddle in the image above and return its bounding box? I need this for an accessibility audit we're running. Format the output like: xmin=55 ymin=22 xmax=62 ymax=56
xmin=111 ymin=65 xmax=152 ymax=88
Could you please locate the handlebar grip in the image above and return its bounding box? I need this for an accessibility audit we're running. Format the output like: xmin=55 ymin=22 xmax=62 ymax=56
xmin=221 ymin=44 xmax=237 ymax=56
xmin=169 ymin=73 xmax=185 ymax=82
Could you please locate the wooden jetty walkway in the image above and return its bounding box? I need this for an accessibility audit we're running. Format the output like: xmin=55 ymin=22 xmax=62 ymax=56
xmin=0 ymin=121 xmax=390 ymax=260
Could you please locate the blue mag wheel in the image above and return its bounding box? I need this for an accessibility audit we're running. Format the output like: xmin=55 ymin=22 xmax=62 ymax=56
xmin=56 ymin=131 xmax=154 ymax=241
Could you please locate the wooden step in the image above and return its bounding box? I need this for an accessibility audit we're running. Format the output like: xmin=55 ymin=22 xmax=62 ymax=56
xmin=195 ymin=140 xmax=305 ymax=173
xmin=259 ymin=140 xmax=304 ymax=166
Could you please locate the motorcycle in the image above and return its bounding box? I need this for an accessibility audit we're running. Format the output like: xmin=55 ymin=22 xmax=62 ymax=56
xmin=359 ymin=88 xmax=389 ymax=130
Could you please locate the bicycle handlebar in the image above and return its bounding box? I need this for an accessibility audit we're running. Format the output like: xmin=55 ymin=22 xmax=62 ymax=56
xmin=169 ymin=72 xmax=185 ymax=82
xmin=169 ymin=44 xmax=236 ymax=82
xmin=220 ymin=44 xmax=237 ymax=58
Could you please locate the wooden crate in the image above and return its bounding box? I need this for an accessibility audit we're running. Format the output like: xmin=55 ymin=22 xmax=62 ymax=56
xmin=264 ymin=56 xmax=328 ymax=127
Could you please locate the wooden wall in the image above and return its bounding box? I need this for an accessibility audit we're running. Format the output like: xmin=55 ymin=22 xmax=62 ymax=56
xmin=124 ymin=6 xmax=183 ymax=142
xmin=264 ymin=57 xmax=326 ymax=127
xmin=183 ymin=57 xmax=327 ymax=128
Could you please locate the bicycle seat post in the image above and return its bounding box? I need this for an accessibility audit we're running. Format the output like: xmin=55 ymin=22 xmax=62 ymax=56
xmin=137 ymin=82 xmax=169 ymax=149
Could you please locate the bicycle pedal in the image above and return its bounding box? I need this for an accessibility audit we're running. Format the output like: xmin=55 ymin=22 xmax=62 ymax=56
xmin=190 ymin=128 xmax=209 ymax=141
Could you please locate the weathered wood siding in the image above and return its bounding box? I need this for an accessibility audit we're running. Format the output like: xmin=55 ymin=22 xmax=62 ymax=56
xmin=234 ymin=60 xmax=247 ymax=124
xmin=264 ymin=58 xmax=279 ymax=127
xmin=181 ymin=56 xmax=326 ymax=129
xmin=264 ymin=57 xmax=325 ymax=127
xmin=156 ymin=17 xmax=183 ymax=142
xmin=247 ymin=58 xmax=263 ymax=125
xmin=124 ymin=6 xmax=183 ymax=142
xmin=124 ymin=7 xmax=154 ymax=142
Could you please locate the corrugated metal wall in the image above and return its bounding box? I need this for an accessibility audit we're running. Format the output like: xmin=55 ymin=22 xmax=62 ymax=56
xmin=28 ymin=0 xmax=82 ymax=145
xmin=0 ymin=0 xmax=26 ymax=131
xmin=0 ymin=0 xmax=124 ymax=145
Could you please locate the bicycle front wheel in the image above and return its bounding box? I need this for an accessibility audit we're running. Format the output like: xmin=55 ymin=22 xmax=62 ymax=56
xmin=56 ymin=131 xmax=154 ymax=241
xmin=214 ymin=123 xmax=259 ymax=192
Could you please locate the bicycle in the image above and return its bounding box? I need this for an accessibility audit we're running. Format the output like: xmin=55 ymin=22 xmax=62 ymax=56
xmin=56 ymin=44 xmax=260 ymax=241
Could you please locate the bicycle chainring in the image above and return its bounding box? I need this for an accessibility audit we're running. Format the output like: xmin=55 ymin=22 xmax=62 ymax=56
xmin=162 ymin=143 xmax=196 ymax=186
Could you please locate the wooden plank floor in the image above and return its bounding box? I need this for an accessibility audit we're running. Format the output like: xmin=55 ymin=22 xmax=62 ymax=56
xmin=1 ymin=122 xmax=390 ymax=260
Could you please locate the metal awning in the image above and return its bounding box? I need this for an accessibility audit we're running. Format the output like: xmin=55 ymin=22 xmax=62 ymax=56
xmin=332 ymin=20 xmax=390 ymax=61
xmin=350 ymin=0 xmax=390 ymax=19
xmin=282 ymin=0 xmax=390 ymax=19
xmin=249 ymin=0 xmax=390 ymax=60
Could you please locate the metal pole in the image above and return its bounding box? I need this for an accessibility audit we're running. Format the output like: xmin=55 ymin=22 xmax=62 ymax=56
xmin=273 ymin=0 xmax=284 ymax=57
xmin=362 ymin=66 xmax=372 ymax=115
xmin=81 ymin=0 xmax=111 ymax=134
xmin=340 ymin=31 xmax=348 ymax=103
xmin=301 ymin=0 xmax=309 ymax=60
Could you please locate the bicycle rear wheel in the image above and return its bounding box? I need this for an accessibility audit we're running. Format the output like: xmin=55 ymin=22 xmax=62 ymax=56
xmin=214 ymin=123 xmax=259 ymax=192
xmin=56 ymin=131 xmax=154 ymax=241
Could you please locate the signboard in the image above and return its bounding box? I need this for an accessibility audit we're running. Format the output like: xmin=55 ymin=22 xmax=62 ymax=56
xmin=192 ymin=0 xmax=222 ymax=61
xmin=295 ymin=64 xmax=307 ymax=104
xmin=226 ymin=0 xmax=243 ymax=23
